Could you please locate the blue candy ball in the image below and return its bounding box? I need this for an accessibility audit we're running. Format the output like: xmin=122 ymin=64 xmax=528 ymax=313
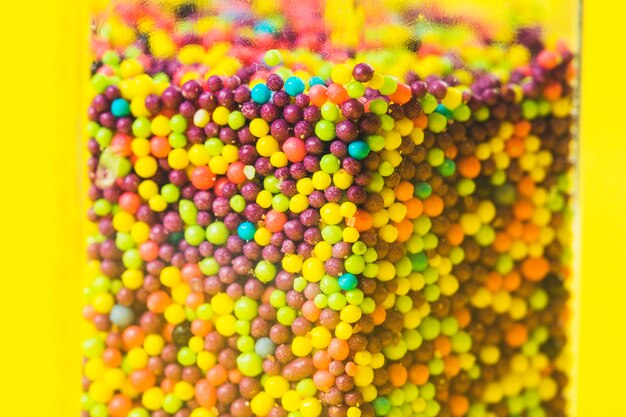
xmin=255 ymin=337 xmax=276 ymax=357
xmin=285 ymin=76 xmax=305 ymax=96
xmin=111 ymin=98 xmax=130 ymax=117
xmin=254 ymin=20 xmax=276 ymax=35
xmin=251 ymin=84 xmax=272 ymax=104
xmin=109 ymin=304 xmax=135 ymax=328
xmin=435 ymin=103 xmax=453 ymax=119
xmin=309 ymin=76 xmax=325 ymax=87
xmin=348 ymin=141 xmax=370 ymax=160
xmin=338 ymin=273 xmax=358 ymax=291
xmin=237 ymin=221 xmax=256 ymax=241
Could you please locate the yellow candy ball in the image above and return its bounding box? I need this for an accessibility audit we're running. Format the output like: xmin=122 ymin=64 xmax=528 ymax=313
xmin=251 ymin=392 xmax=275 ymax=416
xmin=376 ymin=260 xmax=396 ymax=282
xmin=131 ymin=221 xmax=150 ymax=243
xmin=538 ymin=377 xmax=558 ymax=400
xmin=312 ymin=171 xmax=332 ymax=190
xmin=215 ymin=315 xmax=237 ymax=336
xmin=371 ymin=210 xmax=389 ymax=228
xmin=480 ymin=346 xmax=501 ymax=365
xmin=119 ymin=59 xmax=144 ymax=78
xmin=354 ymin=351 xmax=371 ymax=366
xmin=256 ymin=136 xmax=279 ymax=157
xmin=411 ymin=128 xmax=424 ymax=145
xmin=470 ymin=287 xmax=492 ymax=309
xmin=310 ymin=327 xmax=332 ymax=349
xmin=354 ymin=366 xmax=374 ymax=387
xmin=254 ymin=227 xmax=272 ymax=246
xmin=103 ymin=368 xmax=126 ymax=390
xmin=368 ymin=73 xmax=385 ymax=89
xmin=501 ymin=374 xmax=523 ymax=397
xmin=151 ymin=115 xmax=171 ymax=136
xmin=313 ymin=241 xmax=333 ymax=261
xmin=142 ymin=387 xmax=165 ymax=411
xmin=188 ymin=143 xmax=211 ymax=166
xmin=270 ymin=151 xmax=288 ymax=168
xmin=300 ymin=397 xmax=323 ymax=417
xmin=265 ymin=376 xmax=289 ymax=398
xmin=297 ymin=178 xmax=314 ymax=195
xmin=113 ymin=211 xmax=135 ymax=233
xmin=483 ymin=383 xmax=503 ymax=403
xmin=333 ymin=169 xmax=354 ymax=189
xmin=335 ymin=321 xmax=353 ymax=340
xmin=84 ymin=358 xmax=105 ymax=381
xmin=477 ymin=201 xmax=496 ymax=223
xmin=149 ymin=194 xmax=168 ymax=212
xmin=383 ymin=131 xmax=402 ymax=150
xmin=438 ymin=274 xmax=459 ymax=296
xmin=197 ymin=351 xmax=216 ymax=371
xmin=342 ymin=227 xmax=360 ymax=243
xmin=250 ymin=118 xmax=270 ymax=137
xmin=160 ymin=266 xmax=182 ymax=287
xmin=144 ymin=334 xmax=165 ymax=356
xmin=138 ymin=180 xmax=158 ymax=199
xmin=511 ymin=354 xmax=529 ymax=373
xmin=320 ymin=203 xmax=342 ymax=225
xmin=212 ymin=106 xmax=230 ymax=125
xmin=149 ymin=30 xmax=176 ymax=58
xmin=492 ymin=290 xmax=512 ymax=313
xmin=509 ymin=297 xmax=528 ymax=320
xmin=209 ymin=155 xmax=228 ymax=175
xmin=370 ymin=352 xmax=385 ymax=369
xmin=211 ymin=292 xmax=235 ymax=315
xmin=189 ymin=336 xmax=205 ymax=353
xmin=302 ymin=257 xmax=325 ymax=282
xmin=282 ymin=254 xmax=303 ymax=273
xmin=127 ymin=347 xmax=149 ymax=369
xmin=378 ymin=224 xmax=399 ymax=243
xmin=89 ymin=381 xmax=113 ymax=403
xmin=395 ymin=118 xmax=413 ymax=136
xmin=132 ymin=138 xmax=151 ymax=157
xmin=190 ymin=408 xmax=213 ymax=417
xmin=340 ymin=305 xmax=362 ymax=323
xmin=171 ymin=283 xmax=191 ymax=305
xmin=164 ymin=304 xmax=186 ymax=325
xmin=289 ymin=194 xmax=309 ymax=213
xmin=168 ymin=148 xmax=190 ymax=170
xmin=460 ymin=213 xmax=481 ymax=235
xmin=331 ymin=64 xmax=353 ymax=85
xmin=222 ymin=144 xmax=239 ymax=163
xmin=282 ymin=390 xmax=301 ymax=412
xmin=92 ymin=293 xmax=114 ymax=314
xmin=388 ymin=202 xmax=408 ymax=223
xmin=292 ymin=336 xmax=313 ymax=357
xmin=348 ymin=407 xmax=362 ymax=417
xmin=256 ymin=190 xmax=273 ymax=208
xmin=174 ymin=381 xmax=195 ymax=401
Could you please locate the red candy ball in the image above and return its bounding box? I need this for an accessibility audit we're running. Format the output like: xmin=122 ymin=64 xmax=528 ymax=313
xmin=191 ymin=166 xmax=216 ymax=190
xmin=283 ymin=137 xmax=307 ymax=163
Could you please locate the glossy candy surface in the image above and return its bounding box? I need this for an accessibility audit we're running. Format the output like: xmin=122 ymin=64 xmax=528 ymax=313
xmin=84 ymin=2 xmax=575 ymax=417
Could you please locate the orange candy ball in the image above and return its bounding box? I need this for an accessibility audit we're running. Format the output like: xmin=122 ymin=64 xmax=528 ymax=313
xmin=283 ymin=137 xmax=307 ymax=162
xmin=195 ymin=379 xmax=217 ymax=408
xmin=190 ymin=165 xmax=216 ymax=190
xmin=265 ymin=210 xmax=288 ymax=232
xmin=108 ymin=394 xmax=132 ymax=417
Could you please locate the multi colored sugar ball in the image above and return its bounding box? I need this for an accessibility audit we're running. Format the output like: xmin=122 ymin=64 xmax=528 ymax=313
xmin=84 ymin=2 xmax=575 ymax=417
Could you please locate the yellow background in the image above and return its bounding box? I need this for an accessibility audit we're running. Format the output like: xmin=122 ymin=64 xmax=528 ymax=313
xmin=0 ymin=0 xmax=623 ymax=416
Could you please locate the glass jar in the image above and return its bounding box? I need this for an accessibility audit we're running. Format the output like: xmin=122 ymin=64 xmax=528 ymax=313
xmin=83 ymin=1 xmax=580 ymax=417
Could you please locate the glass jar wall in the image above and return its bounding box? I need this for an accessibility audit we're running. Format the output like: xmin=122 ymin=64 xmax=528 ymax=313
xmin=83 ymin=2 xmax=580 ymax=417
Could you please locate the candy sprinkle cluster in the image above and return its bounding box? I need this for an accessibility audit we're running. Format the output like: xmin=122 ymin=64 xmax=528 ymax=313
xmin=83 ymin=2 xmax=575 ymax=417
